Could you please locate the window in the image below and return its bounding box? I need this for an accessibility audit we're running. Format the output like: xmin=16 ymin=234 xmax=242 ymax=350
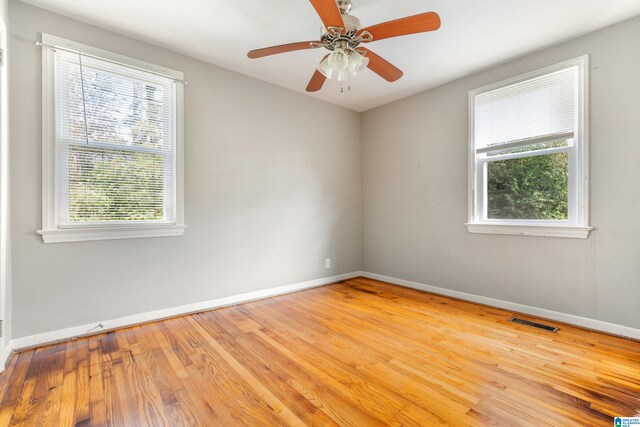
xmin=38 ymin=35 xmax=185 ymax=243
xmin=467 ymin=56 xmax=591 ymax=238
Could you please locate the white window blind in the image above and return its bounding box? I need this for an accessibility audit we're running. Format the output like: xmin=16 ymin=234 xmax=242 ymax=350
xmin=54 ymin=49 xmax=177 ymax=225
xmin=474 ymin=66 xmax=577 ymax=150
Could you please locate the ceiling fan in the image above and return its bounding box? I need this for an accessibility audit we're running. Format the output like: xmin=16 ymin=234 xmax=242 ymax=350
xmin=247 ymin=0 xmax=441 ymax=92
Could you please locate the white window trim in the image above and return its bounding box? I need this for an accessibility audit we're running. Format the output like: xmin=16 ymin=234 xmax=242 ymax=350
xmin=38 ymin=34 xmax=186 ymax=243
xmin=466 ymin=56 xmax=592 ymax=239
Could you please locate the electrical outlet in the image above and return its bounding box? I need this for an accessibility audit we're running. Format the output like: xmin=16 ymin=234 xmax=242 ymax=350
xmin=325 ymin=258 xmax=331 ymax=269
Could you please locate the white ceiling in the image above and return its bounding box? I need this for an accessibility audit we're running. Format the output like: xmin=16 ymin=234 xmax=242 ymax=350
xmin=21 ymin=0 xmax=640 ymax=111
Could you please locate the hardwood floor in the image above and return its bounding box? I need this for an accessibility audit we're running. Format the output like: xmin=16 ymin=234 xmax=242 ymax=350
xmin=0 ymin=277 xmax=638 ymax=426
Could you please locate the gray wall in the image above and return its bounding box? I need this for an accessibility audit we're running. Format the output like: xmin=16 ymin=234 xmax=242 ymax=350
xmin=363 ymin=15 xmax=640 ymax=329
xmin=9 ymin=0 xmax=362 ymax=338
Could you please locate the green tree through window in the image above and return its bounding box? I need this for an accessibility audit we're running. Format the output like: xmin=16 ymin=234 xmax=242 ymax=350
xmin=487 ymin=152 xmax=568 ymax=220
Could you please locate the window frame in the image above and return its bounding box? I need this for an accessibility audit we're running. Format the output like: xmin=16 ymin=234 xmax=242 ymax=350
xmin=38 ymin=34 xmax=186 ymax=243
xmin=466 ymin=56 xmax=592 ymax=239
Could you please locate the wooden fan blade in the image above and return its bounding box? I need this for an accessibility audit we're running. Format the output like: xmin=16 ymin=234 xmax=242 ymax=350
xmin=359 ymin=12 xmax=441 ymax=42
xmin=247 ymin=41 xmax=321 ymax=59
xmin=308 ymin=0 xmax=344 ymax=30
xmin=306 ymin=55 xmax=329 ymax=92
xmin=360 ymin=49 xmax=403 ymax=82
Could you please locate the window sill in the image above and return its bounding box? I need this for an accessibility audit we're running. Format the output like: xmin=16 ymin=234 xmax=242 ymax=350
xmin=37 ymin=225 xmax=187 ymax=243
xmin=465 ymin=223 xmax=592 ymax=239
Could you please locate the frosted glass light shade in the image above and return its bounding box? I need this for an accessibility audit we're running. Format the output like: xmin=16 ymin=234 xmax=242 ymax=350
xmin=350 ymin=50 xmax=369 ymax=76
xmin=327 ymin=48 xmax=349 ymax=71
xmin=336 ymin=69 xmax=351 ymax=81
xmin=317 ymin=57 xmax=336 ymax=79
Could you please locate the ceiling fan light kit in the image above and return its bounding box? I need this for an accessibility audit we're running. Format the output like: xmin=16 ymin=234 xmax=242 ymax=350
xmin=247 ymin=0 xmax=441 ymax=93
xmin=318 ymin=46 xmax=369 ymax=86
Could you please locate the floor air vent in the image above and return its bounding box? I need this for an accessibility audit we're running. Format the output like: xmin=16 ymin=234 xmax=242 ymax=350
xmin=509 ymin=317 xmax=559 ymax=333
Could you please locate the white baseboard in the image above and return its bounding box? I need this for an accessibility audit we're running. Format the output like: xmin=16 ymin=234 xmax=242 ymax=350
xmin=361 ymin=272 xmax=640 ymax=341
xmin=10 ymin=271 xmax=362 ymax=351
xmin=0 ymin=340 xmax=14 ymax=373
xmin=10 ymin=270 xmax=638 ymax=354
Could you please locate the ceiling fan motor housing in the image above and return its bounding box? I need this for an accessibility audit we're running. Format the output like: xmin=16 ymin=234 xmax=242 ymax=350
xmin=342 ymin=14 xmax=361 ymax=31
xmin=320 ymin=13 xmax=363 ymax=50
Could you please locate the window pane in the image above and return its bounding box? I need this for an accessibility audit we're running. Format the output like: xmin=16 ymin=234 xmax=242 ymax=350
xmin=56 ymin=50 xmax=174 ymax=151
xmin=82 ymin=68 xmax=169 ymax=149
xmin=487 ymin=152 xmax=568 ymax=220
xmin=56 ymin=59 xmax=87 ymax=141
xmin=54 ymin=49 xmax=177 ymax=227
xmin=68 ymin=145 xmax=165 ymax=222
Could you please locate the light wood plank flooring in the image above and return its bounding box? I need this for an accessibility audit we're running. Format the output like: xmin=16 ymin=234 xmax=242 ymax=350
xmin=0 ymin=277 xmax=638 ymax=426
